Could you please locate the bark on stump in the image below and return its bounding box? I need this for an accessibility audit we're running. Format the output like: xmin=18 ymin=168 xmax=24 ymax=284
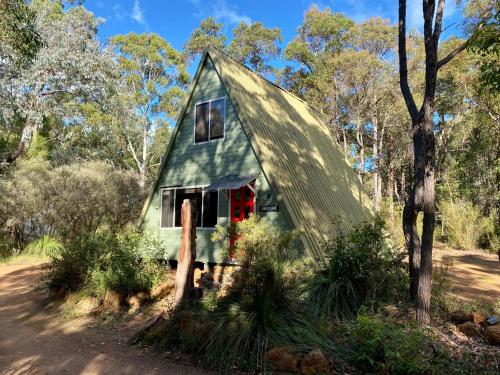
xmin=174 ymin=199 xmax=197 ymax=306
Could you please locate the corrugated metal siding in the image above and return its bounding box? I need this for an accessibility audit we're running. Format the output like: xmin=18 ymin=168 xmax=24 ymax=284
xmin=209 ymin=48 xmax=374 ymax=258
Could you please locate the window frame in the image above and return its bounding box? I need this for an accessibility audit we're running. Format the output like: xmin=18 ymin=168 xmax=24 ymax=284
xmin=193 ymin=97 xmax=226 ymax=144
xmin=159 ymin=185 xmax=219 ymax=230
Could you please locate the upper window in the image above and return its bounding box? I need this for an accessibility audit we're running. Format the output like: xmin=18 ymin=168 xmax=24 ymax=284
xmin=194 ymin=98 xmax=225 ymax=143
xmin=160 ymin=187 xmax=218 ymax=228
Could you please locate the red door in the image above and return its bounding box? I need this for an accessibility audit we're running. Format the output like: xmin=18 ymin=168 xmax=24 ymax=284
xmin=229 ymin=184 xmax=255 ymax=257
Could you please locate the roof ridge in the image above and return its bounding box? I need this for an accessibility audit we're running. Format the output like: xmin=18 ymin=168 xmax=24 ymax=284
xmin=207 ymin=46 xmax=321 ymax=115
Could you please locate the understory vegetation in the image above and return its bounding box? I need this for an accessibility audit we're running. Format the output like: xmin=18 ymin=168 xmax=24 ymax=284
xmin=0 ymin=157 xmax=144 ymax=259
xmin=44 ymin=232 xmax=166 ymax=300
xmin=143 ymin=216 xmax=499 ymax=374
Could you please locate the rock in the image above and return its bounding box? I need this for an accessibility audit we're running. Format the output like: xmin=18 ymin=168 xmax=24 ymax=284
xmin=265 ymin=347 xmax=300 ymax=373
xmin=76 ymin=296 xmax=100 ymax=314
xmin=127 ymin=292 xmax=151 ymax=310
xmin=472 ymin=312 xmax=488 ymax=325
xmin=299 ymin=349 xmax=331 ymax=375
xmin=151 ymin=280 xmax=175 ymax=299
xmin=193 ymin=268 xmax=202 ymax=287
xmin=484 ymin=325 xmax=500 ymax=346
xmin=457 ymin=322 xmax=481 ymax=338
xmin=449 ymin=310 xmax=471 ymax=324
xmin=136 ymin=291 xmax=151 ymax=302
xmin=127 ymin=295 xmax=141 ymax=310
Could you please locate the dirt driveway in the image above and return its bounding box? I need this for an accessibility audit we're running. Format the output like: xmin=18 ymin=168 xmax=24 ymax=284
xmin=0 ymin=261 xmax=208 ymax=375
xmin=434 ymin=247 xmax=500 ymax=304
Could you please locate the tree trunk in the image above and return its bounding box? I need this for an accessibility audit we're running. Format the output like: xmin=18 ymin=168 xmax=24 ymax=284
xmin=372 ymin=112 xmax=382 ymax=211
xmin=387 ymin=159 xmax=395 ymax=221
xmin=1 ymin=118 xmax=34 ymax=169
xmin=174 ymin=199 xmax=197 ymax=306
xmin=400 ymin=169 xmax=406 ymax=203
xmin=402 ymin=115 xmax=436 ymax=324
xmin=356 ymin=116 xmax=365 ymax=185
xmin=138 ymin=165 xmax=146 ymax=189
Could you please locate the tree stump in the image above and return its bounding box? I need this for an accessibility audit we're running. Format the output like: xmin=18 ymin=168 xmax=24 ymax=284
xmin=174 ymin=199 xmax=197 ymax=306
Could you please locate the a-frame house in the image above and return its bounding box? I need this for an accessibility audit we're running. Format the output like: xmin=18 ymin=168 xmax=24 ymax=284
xmin=140 ymin=47 xmax=373 ymax=263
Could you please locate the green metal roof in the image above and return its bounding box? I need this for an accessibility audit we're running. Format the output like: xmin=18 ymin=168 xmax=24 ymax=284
xmin=207 ymin=48 xmax=373 ymax=258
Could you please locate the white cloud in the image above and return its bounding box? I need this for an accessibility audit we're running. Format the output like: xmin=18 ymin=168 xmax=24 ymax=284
xmin=408 ymin=0 xmax=459 ymax=31
xmin=190 ymin=0 xmax=251 ymax=25
xmin=112 ymin=4 xmax=126 ymax=21
xmin=213 ymin=0 xmax=251 ymax=25
xmin=131 ymin=0 xmax=148 ymax=28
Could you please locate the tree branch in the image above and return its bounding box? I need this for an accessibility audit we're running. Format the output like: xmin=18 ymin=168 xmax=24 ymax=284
xmin=398 ymin=0 xmax=419 ymax=123
xmin=126 ymin=136 xmax=142 ymax=172
xmin=436 ymin=42 xmax=467 ymax=69
xmin=433 ymin=0 xmax=446 ymax=42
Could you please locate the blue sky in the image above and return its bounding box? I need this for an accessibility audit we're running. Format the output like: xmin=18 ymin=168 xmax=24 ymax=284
xmin=87 ymin=0 xmax=466 ymax=65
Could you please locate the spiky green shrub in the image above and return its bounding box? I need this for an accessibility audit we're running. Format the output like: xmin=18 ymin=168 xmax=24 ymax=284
xmin=160 ymin=216 xmax=331 ymax=372
xmin=25 ymin=235 xmax=63 ymax=258
xmin=306 ymin=218 xmax=407 ymax=320
xmin=205 ymin=216 xmax=329 ymax=371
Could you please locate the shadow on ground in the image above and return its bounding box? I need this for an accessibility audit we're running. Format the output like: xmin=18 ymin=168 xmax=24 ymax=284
xmin=0 ymin=261 xmax=210 ymax=375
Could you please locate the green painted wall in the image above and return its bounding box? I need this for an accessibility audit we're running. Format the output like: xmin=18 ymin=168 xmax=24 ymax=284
xmin=143 ymin=56 xmax=291 ymax=263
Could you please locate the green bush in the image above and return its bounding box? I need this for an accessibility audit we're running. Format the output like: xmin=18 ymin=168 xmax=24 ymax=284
xmin=45 ymin=232 xmax=166 ymax=298
xmin=305 ymin=218 xmax=408 ymax=320
xmin=346 ymin=313 xmax=433 ymax=374
xmin=0 ymin=160 xmax=144 ymax=256
xmin=344 ymin=312 xmax=496 ymax=375
xmin=25 ymin=235 xmax=63 ymax=258
xmin=207 ymin=216 xmax=331 ymax=371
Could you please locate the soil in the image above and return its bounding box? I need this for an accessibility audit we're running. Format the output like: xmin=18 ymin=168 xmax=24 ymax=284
xmin=0 ymin=261 xmax=210 ymax=375
xmin=433 ymin=245 xmax=500 ymax=304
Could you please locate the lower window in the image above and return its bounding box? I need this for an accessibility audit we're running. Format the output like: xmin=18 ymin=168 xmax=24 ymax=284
xmin=160 ymin=187 xmax=218 ymax=228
